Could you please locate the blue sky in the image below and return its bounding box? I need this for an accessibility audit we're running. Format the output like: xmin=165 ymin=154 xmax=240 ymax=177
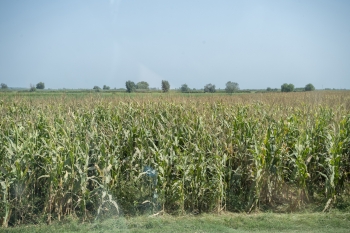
xmin=0 ymin=0 xmax=349 ymax=89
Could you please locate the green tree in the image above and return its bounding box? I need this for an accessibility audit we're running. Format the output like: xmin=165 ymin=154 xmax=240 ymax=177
xmin=281 ymin=83 xmax=288 ymax=92
xmin=281 ymin=83 xmax=294 ymax=92
xmin=103 ymin=85 xmax=110 ymax=90
xmin=204 ymin=83 xmax=216 ymax=93
xmin=266 ymin=87 xmax=272 ymax=92
xmin=1 ymin=83 xmax=8 ymax=89
xmin=161 ymin=80 xmax=170 ymax=92
xmin=136 ymin=81 xmax=149 ymax=90
xmin=225 ymin=81 xmax=239 ymax=94
xmin=125 ymin=80 xmax=136 ymax=93
xmin=36 ymin=82 xmax=45 ymax=89
xmin=305 ymin=83 xmax=315 ymax=91
xmin=93 ymin=86 xmax=101 ymax=90
xmin=180 ymin=84 xmax=190 ymax=93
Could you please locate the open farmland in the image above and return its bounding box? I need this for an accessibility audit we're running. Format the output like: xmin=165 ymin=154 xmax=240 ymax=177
xmin=0 ymin=91 xmax=350 ymax=227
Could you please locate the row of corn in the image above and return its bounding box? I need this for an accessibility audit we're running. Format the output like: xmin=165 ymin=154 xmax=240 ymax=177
xmin=0 ymin=92 xmax=349 ymax=227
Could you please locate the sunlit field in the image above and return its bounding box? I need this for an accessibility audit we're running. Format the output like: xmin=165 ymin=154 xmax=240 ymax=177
xmin=0 ymin=91 xmax=349 ymax=229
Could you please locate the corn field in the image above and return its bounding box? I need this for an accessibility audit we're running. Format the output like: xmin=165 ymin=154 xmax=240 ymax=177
xmin=0 ymin=91 xmax=350 ymax=227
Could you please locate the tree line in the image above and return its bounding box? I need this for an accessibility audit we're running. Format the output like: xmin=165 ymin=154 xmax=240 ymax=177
xmin=1 ymin=82 xmax=45 ymax=91
xmin=0 ymin=81 xmax=316 ymax=93
xmin=120 ymin=80 xmax=315 ymax=94
xmin=119 ymin=80 xmax=240 ymax=94
xmin=268 ymin=83 xmax=315 ymax=92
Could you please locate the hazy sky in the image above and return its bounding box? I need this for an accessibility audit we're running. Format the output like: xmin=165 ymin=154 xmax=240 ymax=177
xmin=1 ymin=0 xmax=349 ymax=89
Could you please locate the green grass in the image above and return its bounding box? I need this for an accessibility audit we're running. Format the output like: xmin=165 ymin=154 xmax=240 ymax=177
xmin=3 ymin=211 xmax=350 ymax=233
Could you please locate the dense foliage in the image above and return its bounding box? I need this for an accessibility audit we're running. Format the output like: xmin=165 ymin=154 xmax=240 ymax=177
xmin=125 ymin=81 xmax=136 ymax=93
xmin=180 ymin=84 xmax=190 ymax=93
xmin=161 ymin=80 xmax=170 ymax=93
xmin=281 ymin=83 xmax=295 ymax=92
xmin=0 ymin=92 xmax=349 ymax=227
xmin=305 ymin=83 xmax=315 ymax=91
xmin=36 ymin=82 xmax=45 ymax=90
xmin=225 ymin=81 xmax=239 ymax=93
xmin=136 ymin=81 xmax=149 ymax=90
xmin=204 ymin=83 xmax=216 ymax=93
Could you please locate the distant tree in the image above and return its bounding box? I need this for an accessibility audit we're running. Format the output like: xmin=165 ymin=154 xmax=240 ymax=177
xmin=136 ymin=81 xmax=149 ymax=90
xmin=289 ymin=84 xmax=295 ymax=91
xmin=281 ymin=83 xmax=288 ymax=92
xmin=161 ymin=80 xmax=170 ymax=92
xmin=180 ymin=84 xmax=190 ymax=93
xmin=36 ymin=82 xmax=45 ymax=89
xmin=103 ymin=85 xmax=110 ymax=90
xmin=125 ymin=80 xmax=136 ymax=93
xmin=281 ymin=83 xmax=294 ymax=92
xmin=266 ymin=87 xmax=272 ymax=92
xmin=93 ymin=86 xmax=101 ymax=90
xmin=305 ymin=83 xmax=315 ymax=91
xmin=204 ymin=83 xmax=216 ymax=93
xmin=1 ymin=83 xmax=8 ymax=89
xmin=225 ymin=81 xmax=239 ymax=94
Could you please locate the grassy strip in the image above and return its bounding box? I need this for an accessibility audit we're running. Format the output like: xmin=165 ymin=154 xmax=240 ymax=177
xmin=3 ymin=211 xmax=350 ymax=233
